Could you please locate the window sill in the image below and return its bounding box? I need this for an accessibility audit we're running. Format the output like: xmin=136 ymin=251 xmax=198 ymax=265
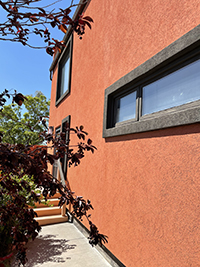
xmin=55 ymin=90 xmax=70 ymax=106
xmin=103 ymin=100 xmax=200 ymax=138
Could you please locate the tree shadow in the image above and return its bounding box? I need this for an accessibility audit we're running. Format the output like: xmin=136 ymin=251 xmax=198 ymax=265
xmin=12 ymin=234 xmax=76 ymax=266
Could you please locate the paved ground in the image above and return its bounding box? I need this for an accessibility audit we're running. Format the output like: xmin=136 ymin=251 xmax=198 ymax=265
xmin=11 ymin=222 xmax=112 ymax=267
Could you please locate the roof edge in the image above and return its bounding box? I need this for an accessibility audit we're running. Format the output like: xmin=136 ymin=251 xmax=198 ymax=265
xmin=49 ymin=0 xmax=89 ymax=72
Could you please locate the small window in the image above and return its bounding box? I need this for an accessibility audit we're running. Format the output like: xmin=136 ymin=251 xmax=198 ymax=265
xmin=103 ymin=25 xmax=200 ymax=137
xmin=59 ymin=49 xmax=70 ymax=97
xmin=61 ymin=115 xmax=71 ymax=179
xmin=115 ymin=91 xmax=137 ymax=124
xmin=52 ymin=126 xmax=61 ymax=179
xmin=56 ymin=35 xmax=73 ymax=105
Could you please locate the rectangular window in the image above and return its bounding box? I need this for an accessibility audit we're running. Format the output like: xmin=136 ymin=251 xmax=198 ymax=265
xmin=52 ymin=126 xmax=61 ymax=179
xmin=111 ymin=54 xmax=200 ymax=127
xmin=61 ymin=115 xmax=71 ymax=179
xmin=103 ymin=25 xmax=200 ymax=137
xmin=112 ymin=56 xmax=200 ymax=126
xmin=56 ymin=35 xmax=73 ymax=106
xmin=60 ymin=49 xmax=70 ymax=96
xmin=52 ymin=116 xmax=71 ymax=180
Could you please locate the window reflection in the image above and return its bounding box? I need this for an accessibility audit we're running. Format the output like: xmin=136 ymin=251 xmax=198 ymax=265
xmin=115 ymin=91 xmax=136 ymax=123
xmin=142 ymin=59 xmax=200 ymax=115
xmin=60 ymin=53 xmax=70 ymax=95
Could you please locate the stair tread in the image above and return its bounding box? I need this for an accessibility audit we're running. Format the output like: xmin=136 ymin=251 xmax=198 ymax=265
xmin=34 ymin=198 xmax=59 ymax=208
xmin=47 ymin=193 xmax=61 ymax=199
xmin=34 ymin=206 xmax=61 ymax=211
xmin=35 ymin=214 xmax=68 ymax=226
xmin=43 ymin=198 xmax=59 ymax=201
xmin=37 ymin=198 xmax=59 ymax=202
xmin=36 ymin=215 xmax=67 ymax=220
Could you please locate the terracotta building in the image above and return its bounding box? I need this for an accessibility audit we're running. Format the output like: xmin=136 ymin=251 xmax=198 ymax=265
xmin=48 ymin=0 xmax=200 ymax=266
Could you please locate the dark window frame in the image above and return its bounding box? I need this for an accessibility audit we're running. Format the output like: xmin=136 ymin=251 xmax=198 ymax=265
xmin=52 ymin=116 xmax=71 ymax=180
xmin=113 ymin=87 xmax=139 ymax=126
xmin=52 ymin=126 xmax=61 ymax=179
xmin=61 ymin=115 xmax=71 ymax=179
xmin=55 ymin=35 xmax=73 ymax=106
xmin=103 ymin=24 xmax=200 ymax=138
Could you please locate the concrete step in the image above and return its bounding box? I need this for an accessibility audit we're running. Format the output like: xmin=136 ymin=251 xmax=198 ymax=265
xmin=47 ymin=192 xmax=61 ymax=199
xmin=34 ymin=206 xmax=61 ymax=217
xmin=35 ymin=215 xmax=68 ymax=226
xmin=35 ymin=198 xmax=59 ymax=208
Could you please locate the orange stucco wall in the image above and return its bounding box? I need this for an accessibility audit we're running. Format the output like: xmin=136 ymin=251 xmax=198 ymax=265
xmin=49 ymin=1 xmax=200 ymax=266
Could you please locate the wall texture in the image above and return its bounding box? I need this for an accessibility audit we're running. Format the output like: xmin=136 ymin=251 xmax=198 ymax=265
xmin=49 ymin=1 xmax=200 ymax=266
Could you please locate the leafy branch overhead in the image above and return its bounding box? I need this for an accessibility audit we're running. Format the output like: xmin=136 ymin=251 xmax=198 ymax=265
xmin=0 ymin=0 xmax=94 ymax=55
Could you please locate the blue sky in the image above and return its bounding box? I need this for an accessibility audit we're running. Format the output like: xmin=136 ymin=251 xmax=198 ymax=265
xmin=0 ymin=0 xmax=79 ymax=100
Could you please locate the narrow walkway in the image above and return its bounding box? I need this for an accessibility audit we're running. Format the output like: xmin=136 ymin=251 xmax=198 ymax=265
xmin=12 ymin=222 xmax=112 ymax=267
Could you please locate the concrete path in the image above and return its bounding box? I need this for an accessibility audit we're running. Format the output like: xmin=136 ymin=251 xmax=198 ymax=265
xmin=12 ymin=222 xmax=112 ymax=267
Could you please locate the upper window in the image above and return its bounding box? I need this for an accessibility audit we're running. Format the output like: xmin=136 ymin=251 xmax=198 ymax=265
xmin=56 ymin=35 xmax=73 ymax=106
xmin=103 ymin=25 xmax=200 ymax=138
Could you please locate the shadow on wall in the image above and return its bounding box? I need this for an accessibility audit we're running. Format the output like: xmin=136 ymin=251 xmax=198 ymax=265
xmin=12 ymin=234 xmax=76 ymax=266
xmin=105 ymin=123 xmax=200 ymax=143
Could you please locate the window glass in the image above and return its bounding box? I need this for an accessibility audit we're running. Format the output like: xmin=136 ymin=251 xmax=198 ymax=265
xmin=60 ymin=53 xmax=70 ymax=95
xmin=56 ymin=37 xmax=72 ymax=104
xmin=142 ymin=59 xmax=200 ymax=115
xmin=115 ymin=91 xmax=136 ymax=123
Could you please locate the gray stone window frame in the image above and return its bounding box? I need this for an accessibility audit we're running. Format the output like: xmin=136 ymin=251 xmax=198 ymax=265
xmin=55 ymin=35 xmax=73 ymax=106
xmin=103 ymin=24 xmax=200 ymax=138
